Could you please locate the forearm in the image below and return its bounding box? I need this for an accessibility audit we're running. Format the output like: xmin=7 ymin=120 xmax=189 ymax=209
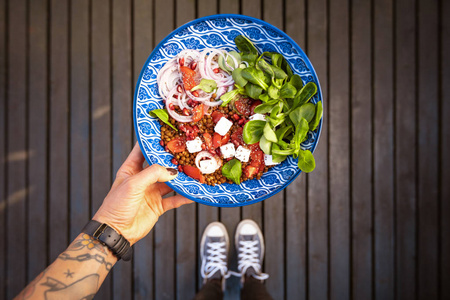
xmin=15 ymin=233 xmax=118 ymax=300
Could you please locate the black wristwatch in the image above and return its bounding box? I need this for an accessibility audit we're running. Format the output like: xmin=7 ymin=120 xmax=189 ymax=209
xmin=82 ymin=220 xmax=133 ymax=261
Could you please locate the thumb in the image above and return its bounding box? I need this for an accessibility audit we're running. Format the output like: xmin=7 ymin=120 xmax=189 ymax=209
xmin=132 ymin=164 xmax=178 ymax=188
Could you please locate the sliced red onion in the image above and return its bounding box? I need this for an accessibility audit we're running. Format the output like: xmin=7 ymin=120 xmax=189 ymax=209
xmin=195 ymin=151 xmax=221 ymax=174
xmin=166 ymin=97 xmax=193 ymax=122
xmin=158 ymin=48 xmax=237 ymax=117
xmin=198 ymin=49 xmax=234 ymax=87
xmin=203 ymin=99 xmax=223 ymax=107
xmin=157 ymin=58 xmax=181 ymax=99
xmin=177 ymin=49 xmax=201 ymax=67
xmin=215 ymin=86 xmax=227 ymax=99
xmin=178 ymin=93 xmax=190 ymax=110
xmin=186 ymin=90 xmax=213 ymax=102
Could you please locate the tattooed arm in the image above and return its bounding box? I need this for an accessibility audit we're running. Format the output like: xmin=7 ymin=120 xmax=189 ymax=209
xmin=16 ymin=234 xmax=117 ymax=300
xmin=15 ymin=143 xmax=192 ymax=300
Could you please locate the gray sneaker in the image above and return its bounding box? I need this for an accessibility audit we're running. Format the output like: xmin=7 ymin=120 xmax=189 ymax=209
xmin=200 ymin=222 xmax=231 ymax=290
xmin=235 ymin=219 xmax=269 ymax=284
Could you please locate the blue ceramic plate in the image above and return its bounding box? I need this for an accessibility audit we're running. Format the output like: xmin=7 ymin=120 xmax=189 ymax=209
xmin=134 ymin=14 xmax=323 ymax=207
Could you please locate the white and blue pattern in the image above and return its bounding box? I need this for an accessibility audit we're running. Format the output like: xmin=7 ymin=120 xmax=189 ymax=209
xmin=133 ymin=14 xmax=323 ymax=207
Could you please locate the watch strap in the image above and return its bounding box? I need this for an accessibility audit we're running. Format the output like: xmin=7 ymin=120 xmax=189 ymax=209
xmin=82 ymin=220 xmax=133 ymax=261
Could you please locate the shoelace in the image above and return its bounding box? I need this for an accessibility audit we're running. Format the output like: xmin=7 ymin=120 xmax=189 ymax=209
xmin=234 ymin=240 xmax=269 ymax=280
xmin=201 ymin=242 xmax=232 ymax=280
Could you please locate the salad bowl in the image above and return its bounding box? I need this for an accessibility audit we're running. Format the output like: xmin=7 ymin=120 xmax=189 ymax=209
xmin=134 ymin=14 xmax=323 ymax=207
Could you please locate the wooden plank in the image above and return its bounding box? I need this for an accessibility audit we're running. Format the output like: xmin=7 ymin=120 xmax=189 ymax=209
xmin=112 ymin=0 xmax=133 ymax=298
xmin=220 ymin=205 xmax=241 ymax=300
xmin=49 ymin=0 xmax=69 ymax=262
xmin=328 ymin=0 xmax=350 ymax=298
xmin=373 ymin=0 xmax=394 ymax=299
xmin=153 ymin=0 xmax=175 ymax=299
xmin=27 ymin=0 xmax=48 ymax=281
xmin=262 ymin=3 xmax=285 ymax=300
xmin=154 ymin=210 xmax=175 ymax=300
xmin=132 ymin=0 xmax=153 ymax=299
xmin=91 ymin=0 xmax=112 ymax=298
xmin=441 ymin=0 xmax=450 ymax=298
xmin=6 ymin=0 xmax=27 ymax=297
xmin=417 ymin=0 xmax=439 ymax=298
xmin=441 ymin=0 xmax=450 ymax=296
xmin=285 ymin=0 xmax=307 ymax=299
xmin=174 ymin=2 xmax=197 ymax=299
xmin=69 ymin=0 xmax=90 ymax=240
xmin=219 ymin=0 xmax=238 ymax=14
xmin=133 ymin=0 xmax=153 ymax=88
xmin=0 ymin=0 xmax=6 ymax=296
xmin=394 ymin=0 xmax=417 ymax=298
xmin=307 ymin=0 xmax=329 ymax=298
xmin=241 ymin=0 xmax=262 ymax=228
xmin=351 ymin=0 xmax=373 ymax=298
xmin=196 ymin=3 xmax=219 ymax=293
xmin=175 ymin=202 xmax=196 ymax=300
xmin=197 ymin=0 xmax=217 ymax=18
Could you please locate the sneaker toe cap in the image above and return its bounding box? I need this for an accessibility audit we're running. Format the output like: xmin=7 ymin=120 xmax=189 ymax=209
xmin=207 ymin=225 xmax=226 ymax=237
xmin=240 ymin=223 xmax=257 ymax=235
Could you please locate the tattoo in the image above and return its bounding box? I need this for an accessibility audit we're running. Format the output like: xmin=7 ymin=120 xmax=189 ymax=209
xmin=41 ymin=274 xmax=99 ymax=300
xmin=58 ymin=252 xmax=113 ymax=271
xmin=67 ymin=234 xmax=107 ymax=254
xmin=63 ymin=269 xmax=74 ymax=278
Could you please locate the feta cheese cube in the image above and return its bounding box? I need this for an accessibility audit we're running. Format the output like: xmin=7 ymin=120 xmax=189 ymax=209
xmin=249 ymin=113 xmax=266 ymax=121
xmin=264 ymin=154 xmax=280 ymax=166
xmin=235 ymin=146 xmax=251 ymax=162
xmin=220 ymin=143 xmax=236 ymax=159
xmin=214 ymin=117 xmax=233 ymax=136
xmin=186 ymin=137 xmax=203 ymax=153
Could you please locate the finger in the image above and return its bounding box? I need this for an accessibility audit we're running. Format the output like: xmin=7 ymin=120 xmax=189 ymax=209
xmin=155 ymin=182 xmax=173 ymax=196
xmin=132 ymin=164 xmax=178 ymax=188
xmin=162 ymin=194 xmax=194 ymax=212
xmin=111 ymin=143 xmax=147 ymax=188
xmin=119 ymin=142 xmax=146 ymax=175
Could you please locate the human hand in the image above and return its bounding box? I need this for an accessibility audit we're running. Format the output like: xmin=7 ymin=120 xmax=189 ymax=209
xmin=93 ymin=143 xmax=193 ymax=245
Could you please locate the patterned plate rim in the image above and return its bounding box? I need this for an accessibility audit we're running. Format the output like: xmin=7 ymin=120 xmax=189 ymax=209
xmin=133 ymin=14 xmax=324 ymax=207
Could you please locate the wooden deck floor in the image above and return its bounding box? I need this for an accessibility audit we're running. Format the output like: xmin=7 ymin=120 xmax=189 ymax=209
xmin=1 ymin=0 xmax=449 ymax=299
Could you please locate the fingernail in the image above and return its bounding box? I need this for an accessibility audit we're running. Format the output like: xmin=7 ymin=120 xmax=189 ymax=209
xmin=166 ymin=167 xmax=178 ymax=176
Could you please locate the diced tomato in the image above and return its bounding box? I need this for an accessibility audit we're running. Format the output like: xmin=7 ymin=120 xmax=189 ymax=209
xmin=213 ymin=133 xmax=222 ymax=149
xmin=183 ymin=165 xmax=205 ymax=183
xmin=180 ymin=66 xmax=197 ymax=90
xmin=192 ymin=125 xmax=200 ymax=134
xmin=231 ymin=127 xmax=244 ymax=146
xmin=203 ymin=132 xmax=212 ymax=150
xmin=192 ymin=103 xmax=205 ymax=122
xmin=247 ymin=142 xmax=261 ymax=152
xmin=250 ymin=150 xmax=264 ymax=168
xmin=259 ymin=162 xmax=265 ymax=172
xmin=221 ymin=133 xmax=230 ymax=144
xmin=178 ymin=123 xmax=188 ymax=132
xmin=211 ymin=111 xmax=225 ymax=123
xmin=166 ymin=136 xmax=186 ymax=153
xmin=244 ymin=166 xmax=258 ymax=179
xmin=178 ymin=124 xmax=198 ymax=140
xmin=250 ymin=100 xmax=262 ymax=114
xmin=234 ymin=98 xmax=252 ymax=116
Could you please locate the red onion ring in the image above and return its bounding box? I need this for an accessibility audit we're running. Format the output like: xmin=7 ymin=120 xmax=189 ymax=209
xmin=195 ymin=151 xmax=222 ymax=174
xmin=166 ymin=94 xmax=193 ymax=122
